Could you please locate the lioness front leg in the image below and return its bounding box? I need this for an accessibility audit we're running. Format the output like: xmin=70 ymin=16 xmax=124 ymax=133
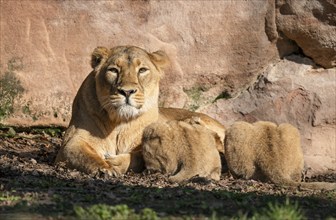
xmin=55 ymin=140 xmax=111 ymax=174
xmin=56 ymin=137 xmax=145 ymax=176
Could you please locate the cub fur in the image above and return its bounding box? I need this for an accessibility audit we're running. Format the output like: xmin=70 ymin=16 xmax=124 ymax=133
xmin=55 ymin=46 xmax=225 ymax=176
xmin=224 ymin=121 xmax=336 ymax=190
xmin=142 ymin=119 xmax=222 ymax=183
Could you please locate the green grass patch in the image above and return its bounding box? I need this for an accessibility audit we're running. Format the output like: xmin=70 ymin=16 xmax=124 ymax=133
xmin=183 ymin=85 xmax=212 ymax=111
xmin=73 ymin=199 xmax=306 ymax=220
xmin=213 ymin=90 xmax=232 ymax=103
xmin=0 ymin=192 xmax=20 ymax=203
xmin=248 ymin=198 xmax=305 ymax=220
xmin=0 ymin=58 xmax=25 ymax=120
xmin=30 ymin=127 xmax=63 ymax=137
xmin=74 ymin=204 xmax=158 ymax=220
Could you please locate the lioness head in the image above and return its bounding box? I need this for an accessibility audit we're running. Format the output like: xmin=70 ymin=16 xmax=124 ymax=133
xmin=91 ymin=46 xmax=169 ymax=120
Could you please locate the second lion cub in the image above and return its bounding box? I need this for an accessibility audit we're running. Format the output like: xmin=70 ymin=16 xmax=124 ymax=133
xmin=224 ymin=121 xmax=336 ymax=190
xmin=224 ymin=121 xmax=303 ymax=183
xmin=142 ymin=119 xmax=223 ymax=183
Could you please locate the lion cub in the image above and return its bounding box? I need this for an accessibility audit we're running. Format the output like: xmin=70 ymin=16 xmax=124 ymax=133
xmin=142 ymin=119 xmax=222 ymax=183
xmin=224 ymin=121 xmax=336 ymax=190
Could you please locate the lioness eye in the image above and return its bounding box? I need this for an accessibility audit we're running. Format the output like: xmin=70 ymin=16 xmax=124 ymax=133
xmin=107 ymin=67 xmax=119 ymax=74
xmin=138 ymin=67 xmax=148 ymax=74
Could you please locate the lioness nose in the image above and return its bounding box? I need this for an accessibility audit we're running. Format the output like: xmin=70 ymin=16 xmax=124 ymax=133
xmin=118 ymin=88 xmax=137 ymax=97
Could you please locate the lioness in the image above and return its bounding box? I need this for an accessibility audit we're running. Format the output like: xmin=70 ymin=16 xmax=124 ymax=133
xmin=224 ymin=121 xmax=336 ymax=190
xmin=142 ymin=118 xmax=222 ymax=183
xmin=55 ymin=46 xmax=225 ymax=176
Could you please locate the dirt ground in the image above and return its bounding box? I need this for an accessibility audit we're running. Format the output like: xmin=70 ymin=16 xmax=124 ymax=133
xmin=0 ymin=128 xmax=335 ymax=219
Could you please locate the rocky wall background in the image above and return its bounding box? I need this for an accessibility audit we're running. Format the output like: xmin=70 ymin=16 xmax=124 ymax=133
xmin=0 ymin=0 xmax=335 ymax=175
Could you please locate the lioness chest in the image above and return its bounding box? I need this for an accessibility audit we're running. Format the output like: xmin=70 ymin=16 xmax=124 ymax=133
xmin=92 ymin=122 xmax=145 ymax=158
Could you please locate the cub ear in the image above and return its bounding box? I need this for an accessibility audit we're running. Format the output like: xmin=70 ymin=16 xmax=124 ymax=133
xmin=142 ymin=126 xmax=155 ymax=141
xmin=149 ymin=50 xmax=170 ymax=70
xmin=91 ymin=47 xmax=109 ymax=69
xmin=213 ymin=133 xmax=225 ymax=154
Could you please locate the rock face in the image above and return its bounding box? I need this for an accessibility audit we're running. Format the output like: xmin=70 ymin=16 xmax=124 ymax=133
xmin=0 ymin=0 xmax=335 ymax=175
xmin=0 ymin=0 xmax=277 ymax=125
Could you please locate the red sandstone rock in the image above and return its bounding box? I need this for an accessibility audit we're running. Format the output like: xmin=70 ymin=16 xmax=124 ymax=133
xmin=0 ymin=0 xmax=277 ymax=126
xmin=276 ymin=0 xmax=336 ymax=68
xmin=0 ymin=1 xmax=335 ymax=175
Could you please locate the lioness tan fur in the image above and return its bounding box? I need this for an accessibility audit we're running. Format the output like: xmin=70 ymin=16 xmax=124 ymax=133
xmin=224 ymin=121 xmax=336 ymax=190
xmin=142 ymin=119 xmax=222 ymax=183
xmin=55 ymin=46 xmax=225 ymax=176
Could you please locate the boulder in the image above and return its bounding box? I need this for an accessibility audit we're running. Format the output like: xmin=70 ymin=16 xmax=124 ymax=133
xmin=276 ymin=0 xmax=336 ymax=68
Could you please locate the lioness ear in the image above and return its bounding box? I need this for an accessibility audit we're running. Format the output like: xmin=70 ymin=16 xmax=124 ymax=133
xmin=149 ymin=50 xmax=170 ymax=70
xmin=91 ymin=47 xmax=109 ymax=69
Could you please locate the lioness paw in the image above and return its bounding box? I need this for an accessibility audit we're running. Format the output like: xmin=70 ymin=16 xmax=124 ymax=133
xmin=105 ymin=154 xmax=131 ymax=176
